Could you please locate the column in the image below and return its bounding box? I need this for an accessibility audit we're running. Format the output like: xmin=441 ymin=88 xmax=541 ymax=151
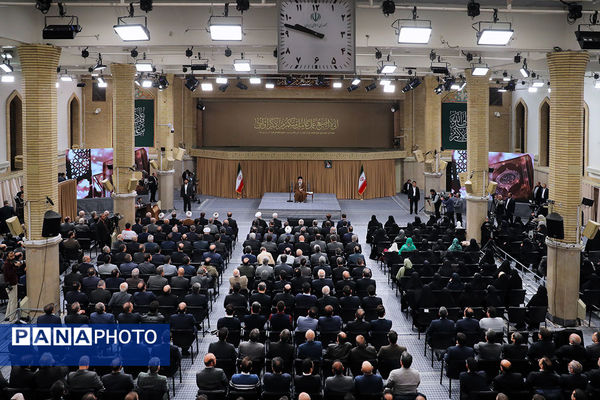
xmin=422 ymin=75 xmax=444 ymax=194
xmin=465 ymin=69 xmax=490 ymax=243
xmin=156 ymin=73 xmax=175 ymax=211
xmin=545 ymin=51 xmax=589 ymax=326
xmin=111 ymin=63 xmax=137 ymax=226
xmin=18 ymin=44 xmax=62 ymax=317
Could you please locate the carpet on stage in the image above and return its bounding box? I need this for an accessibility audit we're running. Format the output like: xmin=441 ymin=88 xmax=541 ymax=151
xmin=257 ymin=192 xmax=341 ymax=220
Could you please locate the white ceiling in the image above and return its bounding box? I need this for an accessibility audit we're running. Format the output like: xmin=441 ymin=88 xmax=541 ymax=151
xmin=0 ymin=0 xmax=599 ymax=81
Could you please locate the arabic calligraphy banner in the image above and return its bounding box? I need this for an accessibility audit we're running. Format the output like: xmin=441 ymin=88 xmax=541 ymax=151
xmin=134 ymin=99 xmax=155 ymax=147
xmin=202 ymin=100 xmax=393 ymax=148
xmin=442 ymin=102 xmax=467 ymax=150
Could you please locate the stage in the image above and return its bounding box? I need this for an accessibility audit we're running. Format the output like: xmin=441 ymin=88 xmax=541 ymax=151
xmin=257 ymin=192 xmax=342 ymax=220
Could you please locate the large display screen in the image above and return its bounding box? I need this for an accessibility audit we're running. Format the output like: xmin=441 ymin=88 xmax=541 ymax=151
xmin=66 ymin=148 xmax=150 ymax=199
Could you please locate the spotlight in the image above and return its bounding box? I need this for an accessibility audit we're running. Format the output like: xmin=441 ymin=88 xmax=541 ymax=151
xmin=467 ymin=1 xmax=480 ymax=18
xmin=434 ymin=84 xmax=444 ymax=94
xmin=135 ymin=60 xmax=153 ymax=72
xmin=472 ymin=65 xmax=489 ymax=76
xmin=567 ymin=2 xmax=583 ymax=23
xmin=236 ymin=81 xmax=248 ymax=90
xmin=402 ymin=77 xmax=421 ymax=92
xmin=140 ymin=0 xmax=153 ymax=13
xmin=532 ymin=80 xmax=544 ymax=87
xmin=130 ymin=47 xmax=138 ymax=58
xmin=114 ymin=4 xmax=151 ymax=41
xmin=141 ymin=78 xmax=153 ymax=88
xmin=520 ymin=59 xmax=529 ymax=78
xmin=81 ymin=47 xmax=89 ymax=59
xmin=219 ymin=83 xmax=230 ymax=92
xmin=225 ymin=47 xmax=232 ymax=57
xmin=236 ymin=0 xmax=250 ymax=13
xmin=514 ymin=53 xmax=521 ymax=63
xmin=0 ymin=60 xmax=13 ymax=73
xmin=380 ymin=79 xmax=392 ymax=86
xmin=157 ymin=75 xmax=169 ymax=90
xmin=197 ymin=101 xmax=205 ymax=111
xmin=185 ymin=47 xmax=193 ymax=58
xmin=391 ymin=103 xmax=400 ymax=112
xmin=209 ymin=16 xmax=243 ymax=41
xmin=210 ymin=66 xmax=216 ymax=73
xmin=36 ymin=0 xmax=52 ymax=14
xmin=464 ymin=52 xmax=473 ymax=62
xmin=379 ymin=61 xmax=397 ymax=74
xmin=347 ymin=84 xmax=359 ymax=92
xmin=182 ymin=67 xmax=188 ymax=73
xmin=375 ymin=48 xmax=382 ymax=59
xmin=382 ymin=0 xmax=395 ymax=16
xmin=234 ymin=57 xmax=251 ymax=72
xmin=365 ymin=82 xmax=377 ymax=92
xmin=395 ymin=7 xmax=432 ymax=44
xmin=93 ymin=54 xmax=106 ymax=71
xmin=184 ymin=75 xmax=199 ymax=92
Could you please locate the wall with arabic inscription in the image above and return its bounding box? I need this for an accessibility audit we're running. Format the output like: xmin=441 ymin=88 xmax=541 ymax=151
xmin=201 ymin=100 xmax=394 ymax=148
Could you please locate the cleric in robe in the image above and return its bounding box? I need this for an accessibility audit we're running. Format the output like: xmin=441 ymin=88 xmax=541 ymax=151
xmin=294 ymin=176 xmax=307 ymax=203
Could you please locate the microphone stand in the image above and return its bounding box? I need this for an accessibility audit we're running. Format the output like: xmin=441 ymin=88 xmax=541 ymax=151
xmin=287 ymin=181 xmax=293 ymax=202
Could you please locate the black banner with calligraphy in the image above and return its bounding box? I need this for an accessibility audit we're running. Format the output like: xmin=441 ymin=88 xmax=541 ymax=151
xmin=442 ymin=102 xmax=467 ymax=150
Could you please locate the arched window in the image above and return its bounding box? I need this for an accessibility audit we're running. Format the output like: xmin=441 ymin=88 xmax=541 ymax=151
xmin=5 ymin=91 xmax=23 ymax=171
xmin=539 ymin=98 xmax=550 ymax=167
xmin=514 ymin=99 xmax=527 ymax=153
xmin=68 ymin=94 xmax=81 ymax=148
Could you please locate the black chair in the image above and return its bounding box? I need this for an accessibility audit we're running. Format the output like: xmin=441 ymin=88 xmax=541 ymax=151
xmin=216 ymin=358 xmax=237 ymax=379
xmin=507 ymin=307 xmax=527 ymax=331
xmin=440 ymin=357 xmax=467 ymax=398
xmin=475 ymin=359 xmax=500 ymax=384
xmin=507 ymin=289 xmax=526 ymax=306
xmin=226 ymin=330 xmax=241 ymax=347
xmin=425 ymin=331 xmax=456 ymax=367
xmin=196 ymin=389 xmax=227 ymax=400
xmin=102 ymin=390 xmax=131 ymax=400
xmin=170 ymin=329 xmax=197 ymax=363
xmin=526 ymin=306 xmax=547 ymax=329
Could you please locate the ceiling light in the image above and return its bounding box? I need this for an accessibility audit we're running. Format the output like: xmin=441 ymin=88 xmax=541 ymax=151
xmin=450 ymin=82 xmax=460 ymax=90
xmin=365 ymin=82 xmax=377 ymax=92
xmin=157 ymin=75 xmax=169 ymax=90
xmin=548 ymin=88 xmax=551 ymax=93
xmin=98 ymin=81 xmax=107 ymax=88
xmin=236 ymin=81 xmax=248 ymax=90
xmin=114 ymin=5 xmax=150 ymax=41
xmin=265 ymin=82 xmax=275 ymax=89
xmin=141 ymin=79 xmax=153 ymax=88
xmin=532 ymin=81 xmax=544 ymax=87
xmin=473 ymin=10 xmax=513 ymax=46
xmin=209 ymin=16 xmax=243 ymax=41
xmin=197 ymin=101 xmax=206 ymax=110
xmin=249 ymin=77 xmax=261 ymax=84
xmin=0 ymin=61 xmax=14 ymax=73
xmin=351 ymin=78 xmax=361 ymax=85
xmin=384 ymin=84 xmax=396 ymax=93
xmin=402 ymin=77 xmax=421 ymax=93
xmin=135 ymin=60 xmax=153 ymax=72
xmin=97 ymin=77 xmax=105 ymax=85
xmin=467 ymin=0 xmax=480 ymax=18
xmin=528 ymin=86 xmax=538 ymax=93
xmin=520 ymin=59 xmax=529 ymax=78
xmin=595 ymin=79 xmax=600 ymax=89
xmin=216 ymin=77 xmax=228 ymax=84
xmin=185 ymin=75 xmax=199 ymax=92
xmin=36 ymin=0 xmax=52 ymax=14
xmin=225 ymin=47 xmax=232 ymax=57
xmin=1 ymin=75 xmax=15 ymax=83
xmin=394 ymin=6 xmax=432 ymax=44
xmin=55 ymin=82 xmax=59 ymax=88
xmin=382 ymin=0 xmax=395 ymax=16
xmin=497 ymin=87 xmax=507 ymax=92
xmin=93 ymin=54 xmax=106 ymax=71
xmin=234 ymin=58 xmax=251 ymax=72
xmin=1 ymin=53 xmax=13 ymax=59
xmin=472 ymin=67 xmax=489 ymax=76
xmin=60 ymin=75 xmax=73 ymax=82
xmin=380 ymin=79 xmax=392 ymax=86
xmin=333 ymin=82 xmax=342 ymax=88
xmin=380 ymin=62 xmax=397 ymax=74
xmin=201 ymin=82 xmax=213 ymax=91
xmin=391 ymin=103 xmax=400 ymax=112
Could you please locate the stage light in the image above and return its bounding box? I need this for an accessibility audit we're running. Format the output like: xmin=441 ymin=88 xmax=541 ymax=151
xmin=430 ymin=62 xmax=450 ymax=75
xmin=97 ymin=76 xmax=105 ymax=84
xmin=365 ymin=82 xmax=377 ymax=92
xmin=135 ymin=60 xmax=153 ymax=72
xmin=333 ymin=82 xmax=343 ymax=88
xmin=391 ymin=103 xmax=399 ymax=112
xmin=384 ymin=84 xmax=396 ymax=93
xmin=498 ymin=87 xmax=507 ymax=92
xmin=351 ymin=77 xmax=361 ymax=85
xmin=450 ymin=82 xmax=460 ymax=90
xmin=503 ymin=72 xmax=510 ymax=82
xmin=382 ymin=0 xmax=395 ymax=16
xmin=185 ymin=47 xmax=193 ymax=58
xmin=216 ymin=77 xmax=228 ymax=84
xmin=219 ymin=83 xmax=230 ymax=92
xmin=249 ymin=77 xmax=261 ymax=84
xmin=114 ymin=4 xmax=150 ymax=41
xmin=434 ymin=84 xmax=444 ymax=94
xmin=347 ymin=84 xmax=359 ymax=92
xmin=197 ymin=101 xmax=205 ymax=110
xmin=130 ymin=47 xmax=139 ymax=58
xmin=201 ymin=82 xmax=213 ymax=91
xmin=467 ymin=0 xmax=480 ymax=18
xmin=532 ymin=80 xmax=544 ymax=87
xmin=402 ymin=77 xmax=421 ymax=93
xmin=375 ymin=48 xmax=382 ymax=59
xmin=1 ymin=75 xmax=15 ymax=83
xmin=98 ymin=81 xmax=107 ymax=88
xmin=394 ymin=6 xmax=432 ymax=44
xmin=236 ymin=0 xmax=250 ymax=12
xmin=567 ymin=2 xmax=583 ymax=23
xmin=575 ymin=26 xmax=600 ymax=49
xmin=60 ymin=75 xmax=73 ymax=82
xmin=185 ymin=75 xmax=199 ymax=92
xmin=140 ymin=0 xmax=153 ymax=13
xmin=458 ymin=81 xmax=467 ymax=91
xmin=0 ymin=60 xmax=13 ymax=73
xmin=236 ymin=81 xmax=248 ymax=90
xmin=141 ymin=79 xmax=153 ymax=88
xmin=157 ymin=75 xmax=169 ymax=90
xmin=234 ymin=58 xmax=251 ymax=72
xmin=36 ymin=0 xmax=52 ymax=14
xmin=472 ymin=66 xmax=489 ymax=76
xmin=528 ymin=86 xmax=538 ymax=93
xmin=81 ymin=48 xmax=89 ymax=59
xmin=476 ymin=27 xmax=514 ymax=45
xmin=1 ymin=52 xmax=12 ymax=60
xmin=209 ymin=16 xmax=243 ymax=41
xmin=225 ymin=47 xmax=232 ymax=57
xmin=265 ymin=82 xmax=275 ymax=89
xmin=93 ymin=54 xmax=106 ymax=71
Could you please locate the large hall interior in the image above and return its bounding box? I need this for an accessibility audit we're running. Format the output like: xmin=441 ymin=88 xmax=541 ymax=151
xmin=2 ymin=1 xmax=600 ymax=400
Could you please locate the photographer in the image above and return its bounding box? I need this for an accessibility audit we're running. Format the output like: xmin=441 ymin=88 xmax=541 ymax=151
xmin=442 ymin=193 xmax=455 ymax=223
xmin=429 ymin=189 xmax=441 ymax=219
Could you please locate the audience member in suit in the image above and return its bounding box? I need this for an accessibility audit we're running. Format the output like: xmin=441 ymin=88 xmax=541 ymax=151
xmin=101 ymin=361 xmax=134 ymax=393
xmin=587 ymin=331 xmax=600 ymax=362
xmin=294 ymin=359 xmax=321 ymax=394
xmin=378 ymin=330 xmax=407 ymax=362
xmin=318 ymin=305 xmax=342 ymax=332
xmin=317 ymin=285 xmax=340 ymax=313
xmin=90 ymin=302 xmax=116 ymax=324
xmin=455 ymin=307 xmax=480 ymax=333
xmin=196 ymin=353 xmax=229 ymax=391
xmin=297 ymin=330 xmax=323 ymax=361
xmin=217 ymin=304 xmax=242 ymax=332
xmin=208 ymin=328 xmax=238 ymax=363
xmin=475 ymin=329 xmax=502 ymax=361
xmin=502 ymin=332 xmax=528 ymax=360
xmin=147 ymin=266 xmax=168 ymax=291
xmin=249 ymin=282 xmax=271 ymax=311
xmin=64 ymin=302 xmax=90 ymax=324
xmin=354 ymin=361 xmax=383 ymax=394
xmin=324 ymin=332 xmax=353 ymax=363
xmin=141 ymin=301 xmax=166 ymax=324
xmin=262 ymin=357 xmax=291 ymax=394
xmin=230 ymin=357 xmax=260 ymax=390
xmin=136 ymin=358 xmax=168 ymax=397
xmin=223 ymin=283 xmax=248 ymax=309
xmin=385 ymin=351 xmax=421 ymax=396
xmin=132 ymin=281 xmax=156 ymax=306
xmin=444 ymin=333 xmax=475 ymax=365
xmin=296 ymin=307 xmax=319 ymax=332
xmin=116 ymin=302 xmax=142 ymax=324
xmin=555 ymin=333 xmax=587 ymax=365
xmin=273 ymin=284 xmax=295 ymax=310
xmin=66 ymin=356 xmax=104 ymax=392
xmin=170 ymin=268 xmax=190 ymax=291
xmin=426 ymin=306 xmax=456 ymax=339
xmin=267 ymin=329 xmax=295 ymax=365
xmin=36 ymin=303 xmax=62 ymax=324
xmin=269 ymin=301 xmax=293 ymax=332
xmin=362 ymin=285 xmax=383 ymax=310
xmin=459 ymin=357 xmax=489 ymax=400
xmin=492 ymin=359 xmax=526 ymax=395
xmin=157 ymin=285 xmax=179 ymax=309
xmin=169 ymin=303 xmax=197 ymax=354
xmin=346 ymin=309 xmax=372 ymax=334
xmin=370 ymin=305 xmax=392 ymax=332
xmin=243 ymin=302 xmax=267 ymax=331
xmin=108 ymin=282 xmax=132 ymax=310
xmin=559 ymin=360 xmax=588 ymax=393
xmin=526 ymin=357 xmax=560 ymax=391
xmin=349 ymin=335 xmax=377 ymax=371
xmin=528 ymin=328 xmax=556 ymax=361
xmin=324 ymin=360 xmax=354 ymax=394
xmin=239 ymin=328 xmax=265 ymax=363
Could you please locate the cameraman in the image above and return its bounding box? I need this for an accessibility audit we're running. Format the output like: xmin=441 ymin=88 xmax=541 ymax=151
xmin=442 ymin=193 xmax=455 ymax=223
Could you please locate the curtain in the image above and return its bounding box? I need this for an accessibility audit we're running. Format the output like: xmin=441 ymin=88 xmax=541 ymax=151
xmin=196 ymin=158 xmax=395 ymax=199
xmin=0 ymin=175 xmax=23 ymax=207
xmin=58 ymin=179 xmax=77 ymax=222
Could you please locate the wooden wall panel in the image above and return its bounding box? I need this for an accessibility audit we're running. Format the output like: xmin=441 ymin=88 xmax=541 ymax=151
xmin=196 ymin=158 xmax=395 ymax=199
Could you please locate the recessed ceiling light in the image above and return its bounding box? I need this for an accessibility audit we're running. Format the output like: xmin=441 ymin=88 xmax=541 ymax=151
xmin=333 ymin=82 xmax=343 ymax=88
xmin=249 ymin=77 xmax=261 ymax=84
xmin=216 ymin=77 xmax=228 ymax=84
xmin=201 ymin=82 xmax=213 ymax=91
xmin=383 ymin=84 xmax=396 ymax=93
xmin=234 ymin=59 xmax=251 ymax=72
xmin=265 ymin=82 xmax=275 ymax=89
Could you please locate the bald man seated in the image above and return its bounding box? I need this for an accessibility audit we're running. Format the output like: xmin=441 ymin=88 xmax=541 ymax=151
xmin=196 ymin=353 xmax=228 ymax=392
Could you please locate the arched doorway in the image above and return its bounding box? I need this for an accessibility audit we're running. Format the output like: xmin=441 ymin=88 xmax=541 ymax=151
xmin=68 ymin=94 xmax=81 ymax=148
xmin=514 ymin=99 xmax=527 ymax=153
xmin=5 ymin=91 xmax=23 ymax=171
xmin=539 ymin=98 xmax=550 ymax=167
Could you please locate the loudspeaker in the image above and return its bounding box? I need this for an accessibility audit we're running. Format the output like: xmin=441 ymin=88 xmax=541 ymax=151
xmin=424 ymin=159 xmax=434 ymax=173
xmin=546 ymin=212 xmax=564 ymax=240
xmin=150 ymin=160 xmax=158 ymax=170
xmin=487 ymin=181 xmax=498 ymax=195
xmin=127 ymin=178 xmax=138 ymax=192
xmin=174 ymin=147 xmax=185 ymax=161
xmin=6 ymin=216 xmax=23 ymax=236
xmin=101 ymin=178 xmax=113 ymax=192
xmin=582 ymin=197 xmax=595 ymax=207
xmin=583 ymin=220 xmax=600 ymax=240
xmin=413 ymin=149 xmax=424 ymax=163
xmin=133 ymin=171 xmax=143 ymax=180
xmin=458 ymin=172 xmax=468 ymax=187
xmin=166 ymin=157 xmax=174 ymax=170
xmin=465 ymin=180 xmax=473 ymax=194
xmin=439 ymin=159 xmax=448 ymax=171
xmin=42 ymin=210 xmax=61 ymax=238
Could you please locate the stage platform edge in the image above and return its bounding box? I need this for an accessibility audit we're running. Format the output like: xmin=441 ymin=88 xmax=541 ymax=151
xmin=257 ymin=192 xmax=341 ymax=220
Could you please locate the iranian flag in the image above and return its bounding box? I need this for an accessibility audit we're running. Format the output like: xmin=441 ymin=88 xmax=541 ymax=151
xmin=358 ymin=165 xmax=367 ymax=195
xmin=235 ymin=163 xmax=244 ymax=194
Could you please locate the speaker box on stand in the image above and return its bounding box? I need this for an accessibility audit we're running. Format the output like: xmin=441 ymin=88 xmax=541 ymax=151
xmin=42 ymin=210 xmax=62 ymax=237
xmin=546 ymin=212 xmax=564 ymax=240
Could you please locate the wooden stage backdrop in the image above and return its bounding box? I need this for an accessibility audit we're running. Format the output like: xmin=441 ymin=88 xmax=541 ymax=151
xmin=196 ymin=158 xmax=395 ymax=200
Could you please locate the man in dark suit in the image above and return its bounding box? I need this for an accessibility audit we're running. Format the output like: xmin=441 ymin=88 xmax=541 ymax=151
xmin=408 ymin=181 xmax=420 ymax=215
xmin=492 ymin=359 xmax=525 ymax=395
xmin=502 ymin=331 xmax=528 ymax=360
xmin=295 ymin=283 xmax=318 ymax=309
xmin=541 ymin=183 xmax=549 ymax=203
xmin=223 ymin=283 xmax=247 ymax=309
xmin=262 ymin=357 xmax=291 ymax=394
xmin=370 ymin=305 xmax=392 ymax=333
xmin=273 ymin=284 xmax=295 ymax=310
xmin=318 ymin=305 xmax=342 ymax=332
xmin=459 ymin=357 xmax=489 ymax=399
xmin=294 ymin=359 xmax=321 ymax=394
xmin=455 ymin=307 xmax=480 ymax=333
xmin=528 ymin=328 xmax=556 ymax=361
xmin=587 ymin=331 xmax=600 ymax=361
xmin=533 ymin=182 xmax=542 ymax=204
xmin=36 ymin=303 xmax=62 ymax=324
xmin=243 ymin=302 xmax=267 ymax=331
xmin=101 ymin=361 xmax=134 ymax=393
xmin=297 ymin=330 xmax=323 ymax=361
xmin=180 ymin=179 xmax=194 ymax=213
xmin=64 ymin=302 xmax=90 ymax=324
xmin=90 ymin=302 xmax=115 ymax=324
xmin=349 ymin=335 xmax=377 ymax=375
xmin=426 ymin=307 xmax=456 ymax=337
xmin=66 ymin=356 xmax=104 ymax=393
xmin=526 ymin=357 xmax=560 ymax=392
xmin=117 ymin=302 xmax=142 ymax=324
xmin=218 ymin=305 xmax=242 ymax=332
xmin=475 ymin=329 xmax=502 ymax=361
xmin=196 ymin=353 xmax=228 ymax=391
xmin=555 ymin=333 xmax=587 ymax=365
xmin=148 ymin=172 xmax=158 ymax=203
xmin=346 ymin=309 xmax=371 ymax=335
xmin=170 ymin=302 xmax=197 ymax=354
xmin=267 ymin=329 xmax=295 ymax=364
xmin=324 ymin=360 xmax=354 ymax=394
xmin=444 ymin=332 xmax=475 ymax=366
xmin=560 ymin=360 xmax=588 ymax=392
xmin=208 ymin=328 xmax=237 ymax=362
xmin=354 ymin=361 xmax=383 ymax=395
xmin=0 ymin=200 xmax=16 ymax=233
xmin=504 ymin=192 xmax=516 ymax=223
xmin=377 ymin=330 xmax=407 ymax=362
xmin=324 ymin=332 xmax=352 ymax=363
xmin=362 ymin=284 xmax=383 ymax=310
